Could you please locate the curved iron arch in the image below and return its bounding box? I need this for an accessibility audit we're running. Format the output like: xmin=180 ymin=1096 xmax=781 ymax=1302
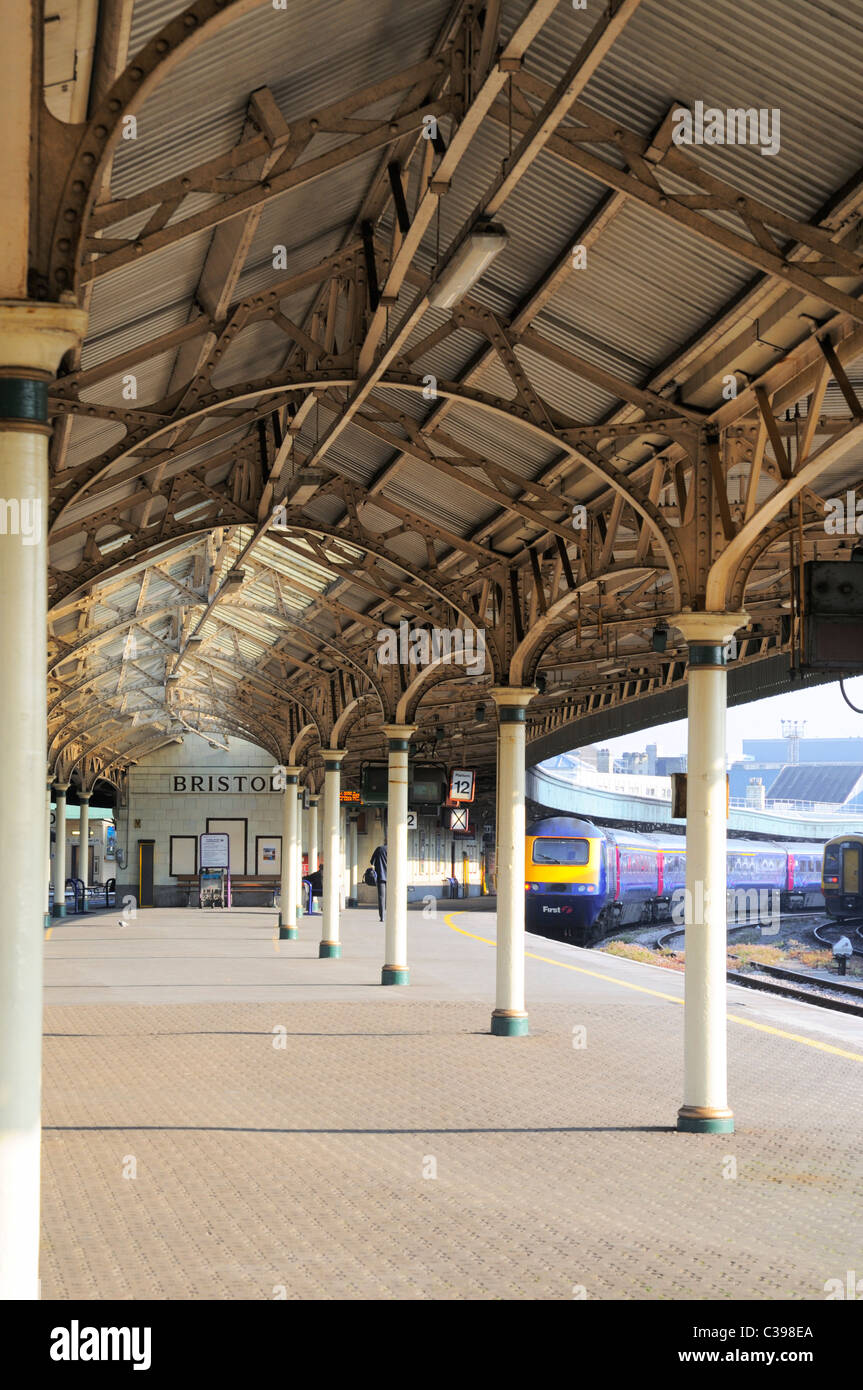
xmin=50 ymin=375 xmax=687 ymax=601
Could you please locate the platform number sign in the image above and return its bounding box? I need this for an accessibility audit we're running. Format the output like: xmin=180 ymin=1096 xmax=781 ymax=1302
xmin=406 ymin=810 xmax=418 ymax=830
xmin=449 ymin=768 xmax=475 ymax=803
xmin=450 ymin=807 xmax=469 ymax=832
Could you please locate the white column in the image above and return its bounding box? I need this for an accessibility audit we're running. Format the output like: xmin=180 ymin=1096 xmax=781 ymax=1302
xmin=78 ymin=792 xmax=91 ymax=889
xmin=0 ymin=301 xmax=87 ymax=1299
xmin=489 ymin=689 xmax=536 ymax=1035
xmin=381 ymin=725 xmax=416 ymax=985
xmin=44 ymin=780 xmax=52 ymax=928
xmin=278 ymin=769 xmax=301 ymax=939
xmin=308 ymin=795 xmax=319 ymax=874
xmin=51 ymin=784 xmax=68 ymax=919
xmin=320 ymin=751 xmax=346 ymax=957
xmin=297 ymin=788 xmax=305 ymax=915
xmin=347 ymin=817 xmax=359 ymax=906
xmin=673 ymin=610 xmax=747 ymax=1135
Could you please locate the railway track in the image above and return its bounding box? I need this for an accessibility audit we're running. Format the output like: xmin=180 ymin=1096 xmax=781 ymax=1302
xmin=812 ymin=919 xmax=863 ymax=957
xmin=648 ymin=913 xmax=863 ymax=1016
xmin=726 ymin=968 xmax=863 ymax=1018
xmin=654 ymin=910 xmax=827 ymax=950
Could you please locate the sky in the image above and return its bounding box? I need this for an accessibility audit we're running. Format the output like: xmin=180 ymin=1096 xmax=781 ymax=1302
xmin=593 ymin=676 xmax=863 ymax=763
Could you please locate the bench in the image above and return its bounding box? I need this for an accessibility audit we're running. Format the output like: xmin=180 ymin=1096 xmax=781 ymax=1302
xmin=173 ymin=874 xmax=278 ymax=906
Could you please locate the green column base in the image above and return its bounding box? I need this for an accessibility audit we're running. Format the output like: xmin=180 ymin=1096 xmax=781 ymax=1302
xmin=490 ymin=1011 xmax=529 ymax=1037
xmin=381 ymin=965 xmax=409 ymax=985
xmin=677 ymin=1107 xmax=734 ymax=1134
xmin=319 ymin=940 xmax=342 ymax=958
xmin=347 ymin=896 xmax=358 ymax=908
xmin=52 ymin=904 xmax=66 ymax=919
xmin=44 ymin=913 xmax=51 ymax=929
xmin=279 ymin=925 xmax=298 ymax=940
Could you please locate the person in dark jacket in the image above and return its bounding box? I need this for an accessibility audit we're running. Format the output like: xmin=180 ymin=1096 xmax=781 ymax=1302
xmin=305 ymin=863 xmax=323 ymax=912
xmin=370 ymin=844 xmax=387 ymax=921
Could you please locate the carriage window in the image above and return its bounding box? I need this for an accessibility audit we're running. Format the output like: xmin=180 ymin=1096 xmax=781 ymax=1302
xmin=532 ymin=838 xmax=589 ymax=866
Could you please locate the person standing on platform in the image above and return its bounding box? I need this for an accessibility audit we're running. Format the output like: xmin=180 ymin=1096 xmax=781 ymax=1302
xmin=370 ymin=843 xmax=387 ymax=921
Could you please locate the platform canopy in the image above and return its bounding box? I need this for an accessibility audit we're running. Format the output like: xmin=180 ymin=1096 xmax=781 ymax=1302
xmin=38 ymin=0 xmax=863 ymax=793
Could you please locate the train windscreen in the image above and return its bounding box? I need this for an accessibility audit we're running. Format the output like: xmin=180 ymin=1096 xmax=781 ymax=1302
xmin=531 ymin=837 xmax=590 ymax=866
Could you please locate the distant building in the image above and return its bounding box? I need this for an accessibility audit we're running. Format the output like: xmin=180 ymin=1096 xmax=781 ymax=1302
xmin=656 ymin=755 xmax=686 ymax=777
xmin=578 ymin=744 xmax=600 ymax=769
xmin=743 ymin=737 xmax=863 ymax=764
xmin=596 ymin=748 xmax=611 ymax=773
xmin=646 ymin=743 xmax=657 ymax=776
xmin=767 ymin=763 xmax=863 ymax=806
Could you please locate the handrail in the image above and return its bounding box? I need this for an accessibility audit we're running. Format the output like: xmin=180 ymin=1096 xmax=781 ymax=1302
xmin=65 ymin=877 xmax=85 ymax=913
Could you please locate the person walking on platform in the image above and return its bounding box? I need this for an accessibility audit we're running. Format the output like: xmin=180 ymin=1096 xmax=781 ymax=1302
xmin=370 ymin=843 xmax=387 ymax=921
xmin=305 ymin=862 xmax=323 ymax=913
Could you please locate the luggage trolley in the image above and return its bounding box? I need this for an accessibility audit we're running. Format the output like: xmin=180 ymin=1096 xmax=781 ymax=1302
xmin=198 ymin=832 xmax=231 ymax=908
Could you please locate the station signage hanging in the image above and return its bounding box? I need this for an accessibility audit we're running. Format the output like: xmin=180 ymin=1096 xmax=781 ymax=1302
xmin=448 ymin=768 xmax=475 ymax=803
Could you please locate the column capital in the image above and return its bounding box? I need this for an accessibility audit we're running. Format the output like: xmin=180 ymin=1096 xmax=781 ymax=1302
xmin=322 ymin=748 xmax=347 ymax=765
xmin=53 ymin=782 xmax=69 ymax=795
xmin=489 ymin=686 xmax=537 ymax=721
xmin=0 ymin=301 xmax=87 ymax=373
xmin=671 ymin=609 xmax=749 ymax=646
xmin=309 ymin=794 xmax=320 ymax=805
xmin=281 ymin=765 xmax=301 ymax=783
xmin=78 ymin=791 xmax=92 ymax=803
xmin=381 ymin=723 xmax=417 ymax=744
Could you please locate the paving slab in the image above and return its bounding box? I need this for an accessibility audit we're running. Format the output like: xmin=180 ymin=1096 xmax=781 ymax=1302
xmin=40 ymin=905 xmax=863 ymax=1300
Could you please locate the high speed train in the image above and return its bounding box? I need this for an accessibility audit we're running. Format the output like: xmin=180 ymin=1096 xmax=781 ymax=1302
xmin=525 ymin=816 xmax=824 ymax=945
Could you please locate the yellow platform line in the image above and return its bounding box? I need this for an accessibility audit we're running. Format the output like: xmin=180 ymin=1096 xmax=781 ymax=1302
xmin=443 ymin=912 xmax=863 ymax=1064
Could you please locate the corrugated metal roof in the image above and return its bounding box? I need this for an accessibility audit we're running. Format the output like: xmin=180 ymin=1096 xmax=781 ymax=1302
xmin=49 ymin=0 xmax=863 ymax=769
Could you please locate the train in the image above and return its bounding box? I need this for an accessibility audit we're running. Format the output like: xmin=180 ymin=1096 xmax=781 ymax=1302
xmin=822 ymin=833 xmax=863 ymax=920
xmin=525 ymin=816 xmax=824 ymax=946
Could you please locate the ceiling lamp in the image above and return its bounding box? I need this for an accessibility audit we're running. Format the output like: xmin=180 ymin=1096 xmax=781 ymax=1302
xmin=427 ymin=220 xmax=508 ymax=309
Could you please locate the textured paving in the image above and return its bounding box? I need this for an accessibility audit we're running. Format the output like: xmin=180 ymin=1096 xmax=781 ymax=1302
xmin=41 ymin=906 xmax=863 ymax=1300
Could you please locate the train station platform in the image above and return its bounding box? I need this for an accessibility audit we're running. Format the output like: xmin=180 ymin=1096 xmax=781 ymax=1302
xmin=41 ymin=907 xmax=862 ymax=1301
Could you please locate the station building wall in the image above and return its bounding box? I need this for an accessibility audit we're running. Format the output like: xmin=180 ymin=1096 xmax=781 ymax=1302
xmin=116 ymin=734 xmax=493 ymax=909
xmin=115 ymin=735 xmax=283 ymax=908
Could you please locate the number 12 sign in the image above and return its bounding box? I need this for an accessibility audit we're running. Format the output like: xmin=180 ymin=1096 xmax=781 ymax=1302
xmin=449 ymin=768 xmax=475 ymax=803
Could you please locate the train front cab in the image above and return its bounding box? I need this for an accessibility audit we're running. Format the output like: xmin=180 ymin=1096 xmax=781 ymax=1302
xmin=524 ymin=818 xmax=608 ymax=943
xmin=823 ymin=835 xmax=863 ymax=920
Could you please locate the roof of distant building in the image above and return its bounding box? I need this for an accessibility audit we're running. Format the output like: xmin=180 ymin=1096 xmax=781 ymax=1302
xmin=766 ymin=764 xmax=863 ymax=804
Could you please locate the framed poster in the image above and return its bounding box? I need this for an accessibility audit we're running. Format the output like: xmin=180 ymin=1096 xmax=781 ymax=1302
xmin=206 ymin=818 xmax=247 ymax=873
xmin=255 ymin=835 xmax=282 ymax=876
xmin=199 ymin=832 xmax=230 ymax=869
xmin=170 ymin=835 xmax=198 ymax=876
